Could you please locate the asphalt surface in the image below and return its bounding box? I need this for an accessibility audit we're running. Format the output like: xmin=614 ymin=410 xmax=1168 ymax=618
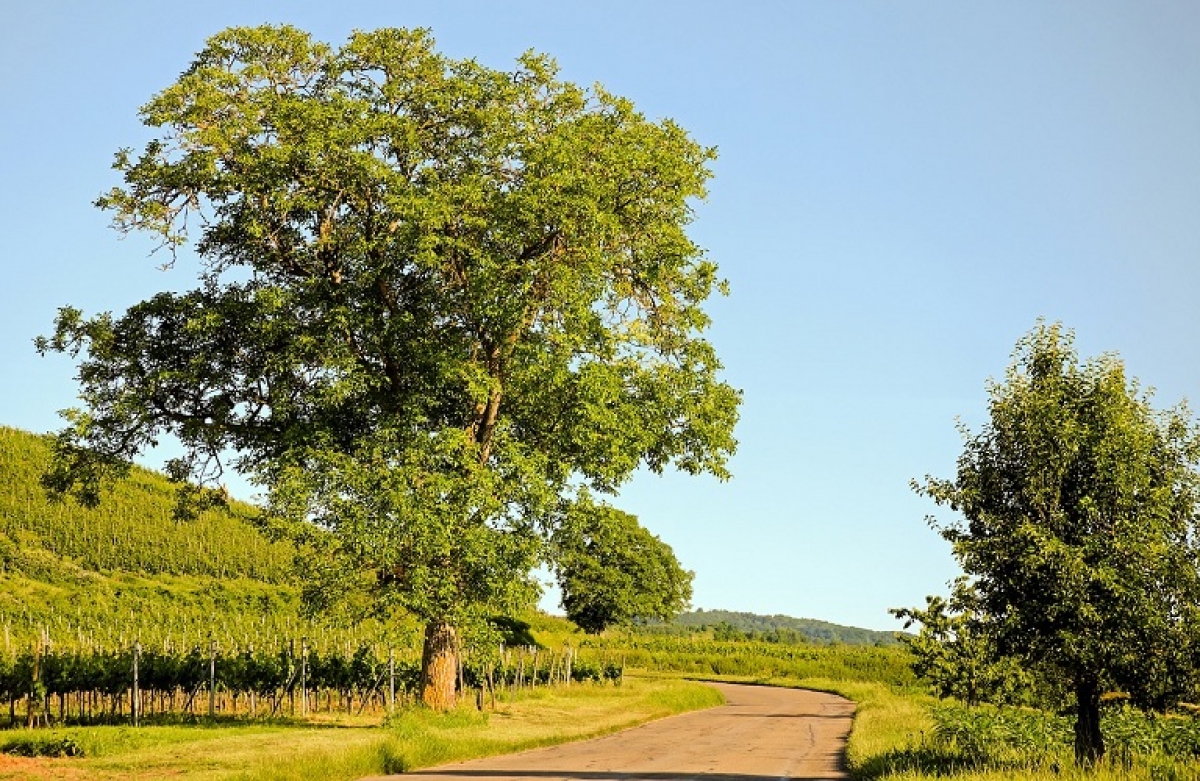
xmin=369 ymin=682 xmax=854 ymax=781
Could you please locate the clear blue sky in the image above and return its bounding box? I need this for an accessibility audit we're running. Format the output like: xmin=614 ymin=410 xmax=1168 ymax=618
xmin=4 ymin=2 xmax=1199 ymax=631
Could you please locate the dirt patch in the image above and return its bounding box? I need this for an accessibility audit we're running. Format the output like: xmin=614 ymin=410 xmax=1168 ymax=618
xmin=0 ymin=754 xmax=88 ymax=781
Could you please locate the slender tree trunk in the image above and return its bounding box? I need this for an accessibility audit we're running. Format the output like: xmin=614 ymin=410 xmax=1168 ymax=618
xmin=420 ymin=620 xmax=458 ymax=711
xmin=1073 ymin=675 xmax=1104 ymax=767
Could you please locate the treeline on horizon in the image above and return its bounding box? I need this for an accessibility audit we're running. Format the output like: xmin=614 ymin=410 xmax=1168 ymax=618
xmin=661 ymin=608 xmax=900 ymax=646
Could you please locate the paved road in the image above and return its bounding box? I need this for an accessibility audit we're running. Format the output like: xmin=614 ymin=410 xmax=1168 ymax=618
xmin=380 ymin=682 xmax=854 ymax=780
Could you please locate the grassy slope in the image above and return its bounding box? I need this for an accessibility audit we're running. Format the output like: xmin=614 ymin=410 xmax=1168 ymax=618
xmin=0 ymin=426 xmax=291 ymax=582
xmin=2 ymin=569 xmax=327 ymax=652
xmin=0 ymin=427 xmax=349 ymax=650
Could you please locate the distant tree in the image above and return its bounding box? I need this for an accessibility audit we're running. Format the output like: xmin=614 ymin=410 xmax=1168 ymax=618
xmin=909 ymin=322 xmax=1200 ymax=765
xmin=761 ymin=627 xmax=805 ymax=645
xmin=37 ymin=25 xmax=739 ymax=709
xmin=552 ymin=499 xmax=693 ymax=634
xmin=711 ymin=621 xmax=749 ymax=643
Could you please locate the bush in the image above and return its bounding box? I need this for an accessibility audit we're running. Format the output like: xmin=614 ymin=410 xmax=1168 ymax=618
xmin=919 ymin=701 xmax=1200 ymax=772
xmin=1 ymin=733 xmax=84 ymax=757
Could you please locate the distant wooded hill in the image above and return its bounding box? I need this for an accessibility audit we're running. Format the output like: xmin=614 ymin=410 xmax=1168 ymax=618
xmin=667 ymin=608 xmax=901 ymax=646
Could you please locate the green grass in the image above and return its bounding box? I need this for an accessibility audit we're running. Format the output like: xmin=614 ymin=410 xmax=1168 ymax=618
xmin=0 ymin=677 xmax=722 ymax=780
xmin=731 ymin=675 xmax=1200 ymax=781
xmin=858 ymin=700 xmax=1200 ymax=781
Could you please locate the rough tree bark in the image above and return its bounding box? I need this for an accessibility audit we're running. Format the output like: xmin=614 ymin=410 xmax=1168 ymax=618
xmin=1073 ymin=675 xmax=1105 ymax=766
xmin=420 ymin=621 xmax=458 ymax=710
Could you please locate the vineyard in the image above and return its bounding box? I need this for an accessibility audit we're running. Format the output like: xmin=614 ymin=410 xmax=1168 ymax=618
xmin=0 ymin=626 xmax=919 ymax=731
xmin=0 ymin=567 xmax=408 ymax=662
xmin=581 ymin=632 xmax=916 ymax=688
xmin=0 ymin=427 xmax=292 ymax=582
xmin=3 ymin=636 xmax=620 ymax=730
xmin=0 ymin=607 xmax=915 ymax=734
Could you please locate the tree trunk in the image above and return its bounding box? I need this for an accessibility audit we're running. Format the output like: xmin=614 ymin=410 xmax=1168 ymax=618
xmin=1073 ymin=676 xmax=1105 ymax=767
xmin=420 ymin=620 xmax=458 ymax=711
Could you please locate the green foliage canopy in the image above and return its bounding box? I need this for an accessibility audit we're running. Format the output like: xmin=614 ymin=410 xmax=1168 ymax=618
xmin=911 ymin=322 xmax=1200 ymax=764
xmin=552 ymin=498 xmax=693 ymax=634
xmin=38 ymin=26 xmax=738 ymax=639
xmin=891 ymin=578 xmax=1038 ymax=707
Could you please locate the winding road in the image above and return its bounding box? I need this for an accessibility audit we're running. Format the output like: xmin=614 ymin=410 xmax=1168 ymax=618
xmin=377 ymin=683 xmax=854 ymax=780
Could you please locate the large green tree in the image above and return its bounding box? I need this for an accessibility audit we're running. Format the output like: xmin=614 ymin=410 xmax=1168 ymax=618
xmin=910 ymin=322 xmax=1200 ymax=765
xmin=37 ymin=25 xmax=739 ymax=709
xmin=551 ymin=497 xmax=693 ymax=634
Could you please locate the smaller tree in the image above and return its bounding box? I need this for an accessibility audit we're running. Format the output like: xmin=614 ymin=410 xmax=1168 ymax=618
xmin=909 ymin=322 xmax=1200 ymax=766
xmin=551 ymin=498 xmax=693 ymax=634
xmin=891 ymin=578 xmax=1038 ymax=707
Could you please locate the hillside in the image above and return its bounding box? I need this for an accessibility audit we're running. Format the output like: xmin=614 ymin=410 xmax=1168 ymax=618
xmin=667 ymin=608 xmax=900 ymax=646
xmin=0 ymin=426 xmax=347 ymax=649
xmin=0 ymin=426 xmax=292 ymax=582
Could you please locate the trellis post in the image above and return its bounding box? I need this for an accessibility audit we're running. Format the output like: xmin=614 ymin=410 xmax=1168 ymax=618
xmin=208 ymin=640 xmax=217 ymax=717
xmin=132 ymin=641 xmax=141 ymax=727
